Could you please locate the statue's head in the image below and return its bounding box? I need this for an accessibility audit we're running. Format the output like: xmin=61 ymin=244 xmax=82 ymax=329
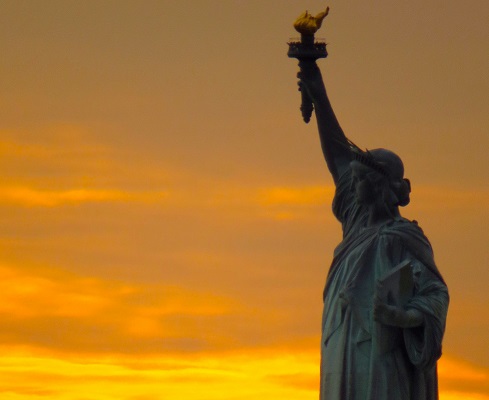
xmin=350 ymin=148 xmax=411 ymax=208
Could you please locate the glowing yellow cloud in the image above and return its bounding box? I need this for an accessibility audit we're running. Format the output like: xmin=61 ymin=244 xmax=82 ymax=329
xmin=0 ymin=350 xmax=487 ymax=400
xmin=441 ymin=393 xmax=489 ymax=400
xmin=0 ymin=265 xmax=130 ymax=318
xmin=0 ymin=263 xmax=246 ymax=355
xmin=254 ymin=185 xmax=335 ymax=220
xmin=439 ymin=356 xmax=488 ymax=382
xmin=0 ymin=127 xmax=173 ymax=207
xmin=0 ymin=264 xmax=487 ymax=399
xmin=0 ymin=351 xmax=320 ymax=400
xmin=0 ymin=264 xmax=237 ymax=320
xmin=0 ymin=186 xmax=169 ymax=207
xmin=258 ymin=185 xmax=334 ymax=206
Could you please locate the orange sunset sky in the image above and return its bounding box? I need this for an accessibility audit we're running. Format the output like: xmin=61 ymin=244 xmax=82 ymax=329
xmin=1 ymin=0 xmax=488 ymax=399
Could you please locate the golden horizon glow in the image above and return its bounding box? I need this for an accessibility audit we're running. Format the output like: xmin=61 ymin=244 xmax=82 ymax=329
xmin=0 ymin=349 xmax=486 ymax=400
xmin=0 ymin=259 xmax=488 ymax=398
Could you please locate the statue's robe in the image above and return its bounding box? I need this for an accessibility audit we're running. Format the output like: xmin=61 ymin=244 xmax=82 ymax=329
xmin=320 ymin=169 xmax=449 ymax=400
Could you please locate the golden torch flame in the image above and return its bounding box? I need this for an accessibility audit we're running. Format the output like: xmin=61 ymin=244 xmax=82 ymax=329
xmin=293 ymin=7 xmax=329 ymax=35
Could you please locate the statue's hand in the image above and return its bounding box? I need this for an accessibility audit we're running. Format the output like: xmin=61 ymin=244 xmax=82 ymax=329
xmin=373 ymin=283 xmax=424 ymax=328
xmin=297 ymin=60 xmax=325 ymax=104
xmin=373 ymin=298 xmax=406 ymax=327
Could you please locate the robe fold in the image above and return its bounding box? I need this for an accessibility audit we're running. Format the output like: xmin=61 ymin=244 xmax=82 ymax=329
xmin=320 ymin=169 xmax=449 ymax=400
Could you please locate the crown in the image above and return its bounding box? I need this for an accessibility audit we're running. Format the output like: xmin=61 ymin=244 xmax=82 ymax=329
xmin=348 ymin=141 xmax=390 ymax=178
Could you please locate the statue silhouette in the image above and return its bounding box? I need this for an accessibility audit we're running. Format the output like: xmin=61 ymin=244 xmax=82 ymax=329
xmin=297 ymin=59 xmax=449 ymax=400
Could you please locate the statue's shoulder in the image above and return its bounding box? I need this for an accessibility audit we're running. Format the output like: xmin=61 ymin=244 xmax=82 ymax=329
xmin=384 ymin=218 xmax=446 ymax=285
xmin=382 ymin=218 xmax=430 ymax=243
xmin=385 ymin=219 xmax=434 ymax=260
xmin=387 ymin=217 xmax=423 ymax=230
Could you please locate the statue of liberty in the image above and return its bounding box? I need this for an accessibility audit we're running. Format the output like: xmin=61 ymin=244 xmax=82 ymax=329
xmin=289 ymin=8 xmax=449 ymax=400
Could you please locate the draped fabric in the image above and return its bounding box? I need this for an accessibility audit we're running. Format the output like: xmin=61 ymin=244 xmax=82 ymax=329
xmin=320 ymin=169 xmax=449 ymax=400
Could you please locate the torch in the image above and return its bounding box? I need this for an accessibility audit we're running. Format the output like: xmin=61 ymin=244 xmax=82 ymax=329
xmin=287 ymin=7 xmax=329 ymax=123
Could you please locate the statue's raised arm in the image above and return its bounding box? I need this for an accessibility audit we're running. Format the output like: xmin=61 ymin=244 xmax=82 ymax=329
xmin=288 ymin=8 xmax=352 ymax=184
xmin=298 ymin=60 xmax=352 ymax=184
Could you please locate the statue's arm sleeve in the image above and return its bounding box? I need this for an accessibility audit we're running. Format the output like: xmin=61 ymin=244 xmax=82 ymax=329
xmin=376 ymin=233 xmax=448 ymax=369
xmin=403 ymin=263 xmax=449 ymax=369
xmin=298 ymin=60 xmax=352 ymax=183
xmin=332 ymin=167 xmax=367 ymax=236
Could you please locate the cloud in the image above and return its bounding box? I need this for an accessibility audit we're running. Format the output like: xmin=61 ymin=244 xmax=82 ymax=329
xmin=0 ymin=127 xmax=175 ymax=207
xmin=0 ymin=126 xmax=110 ymax=182
xmin=0 ymin=264 xmax=131 ymax=319
xmin=441 ymin=393 xmax=489 ymax=400
xmin=254 ymin=185 xmax=335 ymax=220
xmin=0 ymin=126 xmax=175 ymax=199
xmin=257 ymin=186 xmax=335 ymax=206
xmin=439 ymin=355 xmax=489 ymax=395
xmin=0 ymin=261 xmax=487 ymax=399
xmin=0 ymin=262 xmax=275 ymax=355
xmin=0 ymin=348 xmax=487 ymax=400
xmin=0 ymin=350 xmax=320 ymax=400
xmin=0 ymin=186 xmax=169 ymax=207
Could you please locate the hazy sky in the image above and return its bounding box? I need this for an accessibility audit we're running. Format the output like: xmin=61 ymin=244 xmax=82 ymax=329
xmin=0 ymin=1 xmax=488 ymax=399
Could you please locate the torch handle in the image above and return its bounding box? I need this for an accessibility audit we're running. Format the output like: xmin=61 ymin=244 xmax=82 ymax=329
xmin=300 ymin=86 xmax=314 ymax=124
